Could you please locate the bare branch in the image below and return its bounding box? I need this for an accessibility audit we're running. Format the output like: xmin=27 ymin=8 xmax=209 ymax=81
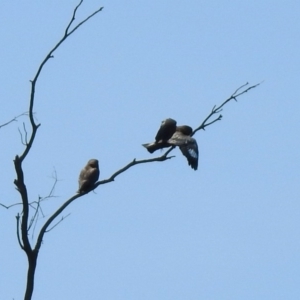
xmin=65 ymin=0 xmax=83 ymax=35
xmin=97 ymin=154 xmax=175 ymax=186
xmin=18 ymin=127 xmax=26 ymax=146
xmin=192 ymin=82 xmax=261 ymax=135
xmin=22 ymin=123 xmax=28 ymax=144
xmin=16 ymin=214 xmax=24 ymax=250
xmin=9 ymin=3 xmax=104 ymax=299
xmin=28 ymin=198 xmax=42 ymax=232
xmin=19 ymin=2 xmax=104 ymax=164
xmin=67 ymin=6 xmax=104 ymax=36
xmin=45 ymin=213 xmax=71 ymax=232
xmin=28 ymin=172 xmax=59 ymax=233
xmin=0 ymin=202 xmax=22 ymax=209
xmin=34 ymin=153 xmax=174 ymax=252
xmin=0 ymin=112 xmax=28 ymax=129
xmin=231 ymin=82 xmax=250 ymax=96
xmin=13 ymin=1 xmax=104 ymax=260
xmin=17 ymin=123 xmax=29 ymax=146
xmin=34 ymin=194 xmax=80 ymax=251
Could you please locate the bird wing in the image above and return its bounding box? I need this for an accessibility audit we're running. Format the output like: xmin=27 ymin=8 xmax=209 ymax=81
xmin=155 ymin=118 xmax=177 ymax=142
xmin=168 ymin=132 xmax=199 ymax=170
xmin=179 ymin=141 xmax=198 ymax=170
xmin=78 ymin=167 xmax=100 ymax=192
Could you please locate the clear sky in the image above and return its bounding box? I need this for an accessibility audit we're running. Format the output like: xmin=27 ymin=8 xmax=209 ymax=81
xmin=1 ymin=1 xmax=300 ymax=299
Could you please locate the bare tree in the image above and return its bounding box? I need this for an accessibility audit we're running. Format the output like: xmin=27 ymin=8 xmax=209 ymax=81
xmin=1 ymin=1 xmax=260 ymax=300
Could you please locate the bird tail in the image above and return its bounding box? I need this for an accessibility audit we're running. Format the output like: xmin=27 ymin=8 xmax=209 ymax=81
xmin=142 ymin=142 xmax=158 ymax=153
xmin=142 ymin=141 xmax=171 ymax=153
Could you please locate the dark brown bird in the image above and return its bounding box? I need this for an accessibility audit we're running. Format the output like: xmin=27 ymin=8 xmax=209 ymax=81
xmin=77 ymin=159 xmax=100 ymax=193
xmin=168 ymin=126 xmax=199 ymax=170
xmin=143 ymin=121 xmax=199 ymax=170
xmin=142 ymin=118 xmax=177 ymax=153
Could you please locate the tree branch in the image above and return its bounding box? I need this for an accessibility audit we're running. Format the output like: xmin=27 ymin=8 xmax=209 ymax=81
xmin=9 ymin=3 xmax=103 ymax=299
xmin=16 ymin=214 xmax=24 ymax=250
xmin=65 ymin=0 xmax=83 ymax=35
xmin=13 ymin=0 xmax=104 ymax=251
xmin=97 ymin=154 xmax=175 ymax=186
xmin=45 ymin=213 xmax=71 ymax=232
xmin=192 ymin=81 xmax=261 ymax=135
xmin=0 ymin=112 xmax=28 ymax=129
xmin=0 ymin=202 xmax=22 ymax=209
xmin=34 ymin=194 xmax=81 ymax=251
xmin=34 ymin=153 xmax=174 ymax=251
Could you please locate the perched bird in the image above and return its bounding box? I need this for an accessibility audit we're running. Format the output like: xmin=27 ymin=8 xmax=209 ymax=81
xmin=168 ymin=126 xmax=199 ymax=170
xmin=142 ymin=118 xmax=177 ymax=153
xmin=142 ymin=121 xmax=199 ymax=170
xmin=77 ymin=159 xmax=100 ymax=193
xmin=155 ymin=118 xmax=177 ymax=142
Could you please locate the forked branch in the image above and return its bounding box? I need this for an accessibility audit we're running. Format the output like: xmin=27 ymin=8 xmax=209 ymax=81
xmin=193 ymin=81 xmax=261 ymax=135
xmin=11 ymin=3 xmax=104 ymax=299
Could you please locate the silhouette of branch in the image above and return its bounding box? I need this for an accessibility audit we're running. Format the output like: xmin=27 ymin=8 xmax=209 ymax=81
xmin=0 ymin=112 xmax=28 ymax=129
xmin=0 ymin=202 xmax=22 ymax=209
xmin=13 ymin=1 xmax=104 ymax=246
xmin=18 ymin=122 xmax=29 ymax=146
xmin=34 ymin=153 xmax=174 ymax=251
xmin=35 ymin=193 xmax=80 ymax=251
xmin=193 ymin=81 xmax=261 ymax=135
xmin=10 ymin=3 xmax=104 ymax=298
xmin=29 ymin=171 xmax=59 ymax=239
xmin=1 ymin=170 xmax=58 ymax=211
xmin=45 ymin=213 xmax=71 ymax=232
xmin=16 ymin=214 xmax=24 ymax=250
xmin=97 ymin=154 xmax=175 ymax=186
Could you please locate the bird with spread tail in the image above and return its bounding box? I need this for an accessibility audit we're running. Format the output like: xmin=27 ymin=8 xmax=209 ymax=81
xmin=142 ymin=119 xmax=199 ymax=170
xmin=77 ymin=159 xmax=100 ymax=193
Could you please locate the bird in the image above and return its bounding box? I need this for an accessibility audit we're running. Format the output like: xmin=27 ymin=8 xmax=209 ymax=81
xmin=142 ymin=121 xmax=199 ymax=170
xmin=142 ymin=118 xmax=177 ymax=153
xmin=168 ymin=126 xmax=199 ymax=170
xmin=77 ymin=159 xmax=100 ymax=193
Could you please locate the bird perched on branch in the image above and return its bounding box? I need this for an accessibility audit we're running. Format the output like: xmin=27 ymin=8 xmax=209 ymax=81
xmin=77 ymin=159 xmax=100 ymax=193
xmin=142 ymin=118 xmax=177 ymax=153
xmin=168 ymin=126 xmax=198 ymax=170
xmin=142 ymin=120 xmax=199 ymax=170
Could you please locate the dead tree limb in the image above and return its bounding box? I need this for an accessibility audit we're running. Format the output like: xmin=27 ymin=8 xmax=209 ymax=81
xmin=0 ymin=112 xmax=28 ymax=129
xmin=10 ymin=2 xmax=104 ymax=300
xmin=193 ymin=81 xmax=262 ymax=135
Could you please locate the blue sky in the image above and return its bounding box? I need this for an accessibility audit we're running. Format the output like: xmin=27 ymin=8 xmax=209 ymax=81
xmin=1 ymin=1 xmax=300 ymax=299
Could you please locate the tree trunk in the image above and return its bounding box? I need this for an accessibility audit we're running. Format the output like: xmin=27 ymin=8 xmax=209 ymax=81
xmin=24 ymin=251 xmax=38 ymax=300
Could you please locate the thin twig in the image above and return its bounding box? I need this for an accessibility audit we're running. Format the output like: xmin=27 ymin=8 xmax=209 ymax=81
xmin=192 ymin=82 xmax=261 ymax=135
xmin=18 ymin=126 xmax=27 ymax=146
xmin=0 ymin=112 xmax=28 ymax=129
xmin=29 ymin=172 xmax=59 ymax=237
xmin=23 ymin=123 xmax=28 ymax=144
xmin=97 ymin=154 xmax=175 ymax=186
xmin=0 ymin=202 xmax=22 ymax=209
xmin=65 ymin=0 xmax=83 ymax=35
xmin=16 ymin=214 xmax=24 ymax=250
xmin=46 ymin=213 xmax=71 ymax=232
